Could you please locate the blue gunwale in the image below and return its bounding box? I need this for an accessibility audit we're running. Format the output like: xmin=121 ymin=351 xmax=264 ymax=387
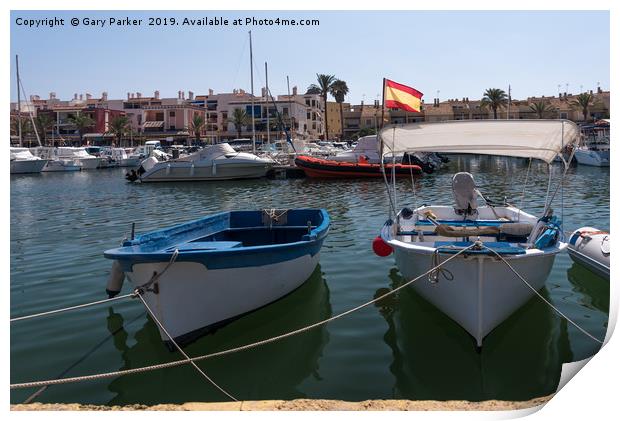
xmin=104 ymin=209 xmax=330 ymax=271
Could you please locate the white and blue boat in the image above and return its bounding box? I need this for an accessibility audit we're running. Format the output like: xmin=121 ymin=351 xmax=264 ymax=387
xmin=376 ymin=120 xmax=580 ymax=347
xmin=104 ymin=208 xmax=330 ymax=345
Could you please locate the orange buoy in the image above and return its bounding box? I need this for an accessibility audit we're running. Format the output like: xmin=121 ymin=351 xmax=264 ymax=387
xmin=372 ymin=236 xmax=393 ymax=257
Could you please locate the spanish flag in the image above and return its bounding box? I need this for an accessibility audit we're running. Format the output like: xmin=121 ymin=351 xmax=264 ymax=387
xmin=384 ymin=79 xmax=423 ymax=113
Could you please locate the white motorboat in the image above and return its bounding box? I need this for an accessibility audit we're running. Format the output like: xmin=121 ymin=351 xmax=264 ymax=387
xmin=57 ymin=147 xmax=101 ymax=170
xmin=574 ymin=140 xmax=609 ymax=167
xmin=10 ymin=147 xmax=48 ymax=174
xmin=136 ymin=143 xmax=274 ymax=182
xmin=100 ymin=147 xmax=141 ymax=168
xmin=376 ymin=120 xmax=580 ymax=347
xmin=30 ymin=147 xmax=82 ymax=172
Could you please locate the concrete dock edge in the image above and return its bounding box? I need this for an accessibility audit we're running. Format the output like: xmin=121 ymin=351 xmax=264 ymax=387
xmin=11 ymin=395 xmax=553 ymax=411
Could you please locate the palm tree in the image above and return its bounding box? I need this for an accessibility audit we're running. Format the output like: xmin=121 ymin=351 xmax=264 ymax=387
xmin=107 ymin=116 xmax=130 ymax=146
xmin=570 ymin=92 xmax=596 ymax=122
xmin=34 ymin=114 xmax=55 ymax=144
xmin=330 ymin=79 xmax=349 ymax=140
xmin=480 ymin=88 xmax=508 ymax=119
xmin=528 ymin=101 xmax=554 ymax=119
xmin=307 ymin=73 xmax=336 ymax=139
xmin=68 ymin=113 xmax=95 ymax=144
xmin=228 ymin=108 xmax=251 ymax=139
xmin=305 ymin=86 xmax=322 ymax=95
xmin=190 ymin=114 xmax=205 ymax=144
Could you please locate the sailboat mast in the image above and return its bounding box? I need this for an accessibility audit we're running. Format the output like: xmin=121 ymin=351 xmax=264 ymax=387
xmin=507 ymin=84 xmax=511 ymax=120
xmin=265 ymin=61 xmax=270 ymax=145
xmin=16 ymin=55 xmax=22 ymax=147
xmin=249 ymin=31 xmax=256 ymax=153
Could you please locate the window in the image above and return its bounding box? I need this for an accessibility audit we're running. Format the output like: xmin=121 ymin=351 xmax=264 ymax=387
xmin=156 ymin=112 xmax=164 ymax=121
xmin=170 ymin=111 xmax=176 ymax=117
xmin=307 ymin=112 xmax=311 ymax=119
xmin=366 ymin=119 xmax=372 ymax=126
xmin=560 ymin=112 xmax=568 ymax=119
xmin=283 ymin=107 xmax=288 ymax=116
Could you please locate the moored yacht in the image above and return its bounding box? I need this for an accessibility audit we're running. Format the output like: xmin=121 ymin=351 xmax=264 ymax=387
xmin=57 ymin=147 xmax=101 ymax=170
xmin=30 ymin=147 xmax=82 ymax=172
xmin=10 ymin=147 xmax=48 ymax=174
xmin=136 ymin=143 xmax=274 ymax=182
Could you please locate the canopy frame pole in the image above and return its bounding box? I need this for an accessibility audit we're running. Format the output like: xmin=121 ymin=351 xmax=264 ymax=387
xmin=392 ymin=127 xmax=397 ymax=216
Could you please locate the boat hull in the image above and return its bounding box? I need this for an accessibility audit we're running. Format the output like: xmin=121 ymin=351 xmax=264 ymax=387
xmin=140 ymin=161 xmax=271 ymax=182
xmin=42 ymin=160 xmax=82 ymax=172
xmin=574 ymin=149 xmax=609 ymax=166
xmin=295 ymin=155 xmax=422 ymax=179
xmin=77 ymin=158 xmax=102 ymax=170
xmin=392 ymin=246 xmax=558 ymax=346
xmin=125 ymin=251 xmax=320 ymax=343
xmin=10 ymin=159 xmax=48 ymax=174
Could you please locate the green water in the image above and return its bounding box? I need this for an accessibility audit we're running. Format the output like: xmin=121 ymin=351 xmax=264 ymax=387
xmin=10 ymin=156 xmax=609 ymax=404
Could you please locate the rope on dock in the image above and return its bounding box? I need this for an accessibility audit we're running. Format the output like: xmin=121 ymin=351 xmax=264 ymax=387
xmin=10 ymin=293 xmax=137 ymax=323
xmin=10 ymin=243 xmax=477 ymax=390
xmin=481 ymin=245 xmax=604 ymax=345
xmin=135 ymin=291 xmax=238 ymax=401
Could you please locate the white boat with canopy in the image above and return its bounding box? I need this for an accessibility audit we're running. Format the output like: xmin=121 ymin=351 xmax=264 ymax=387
xmin=57 ymin=147 xmax=101 ymax=170
xmin=10 ymin=147 xmax=48 ymax=174
xmin=136 ymin=143 xmax=274 ymax=182
xmin=377 ymin=120 xmax=580 ymax=347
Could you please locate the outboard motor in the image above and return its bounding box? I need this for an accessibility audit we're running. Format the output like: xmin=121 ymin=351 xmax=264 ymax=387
xmin=125 ymin=169 xmax=139 ymax=182
xmin=452 ymin=172 xmax=479 ymax=219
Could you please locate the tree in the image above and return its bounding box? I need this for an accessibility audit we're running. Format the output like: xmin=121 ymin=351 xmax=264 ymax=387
xmin=528 ymin=101 xmax=554 ymax=119
xmin=570 ymin=92 xmax=596 ymax=122
xmin=330 ymin=79 xmax=349 ymax=140
xmin=307 ymin=73 xmax=336 ymax=139
xmin=356 ymin=127 xmax=376 ymax=138
xmin=480 ymin=88 xmax=508 ymax=119
xmin=190 ymin=114 xmax=205 ymax=144
xmin=305 ymin=86 xmax=322 ymax=95
xmin=67 ymin=113 xmax=95 ymax=144
xmin=107 ymin=116 xmax=130 ymax=146
xmin=228 ymin=108 xmax=251 ymax=139
xmin=34 ymin=114 xmax=55 ymax=144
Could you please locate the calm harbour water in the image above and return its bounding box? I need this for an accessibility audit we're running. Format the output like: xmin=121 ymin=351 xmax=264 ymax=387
xmin=10 ymin=156 xmax=609 ymax=405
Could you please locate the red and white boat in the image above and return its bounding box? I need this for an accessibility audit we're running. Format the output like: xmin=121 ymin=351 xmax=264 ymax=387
xmin=294 ymin=155 xmax=422 ymax=179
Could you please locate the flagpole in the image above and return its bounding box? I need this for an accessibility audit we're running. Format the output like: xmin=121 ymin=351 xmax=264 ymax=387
xmin=380 ymin=78 xmax=386 ymax=130
xmin=379 ymin=78 xmax=386 ymax=162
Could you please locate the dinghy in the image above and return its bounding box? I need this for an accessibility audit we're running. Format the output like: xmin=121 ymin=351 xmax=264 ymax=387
xmin=104 ymin=209 xmax=330 ymax=345
xmin=295 ymin=155 xmax=422 ymax=178
xmin=376 ymin=120 xmax=580 ymax=347
xmin=568 ymin=227 xmax=610 ymax=279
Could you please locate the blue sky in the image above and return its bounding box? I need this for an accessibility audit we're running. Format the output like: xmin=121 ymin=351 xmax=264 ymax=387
xmin=10 ymin=10 xmax=610 ymax=104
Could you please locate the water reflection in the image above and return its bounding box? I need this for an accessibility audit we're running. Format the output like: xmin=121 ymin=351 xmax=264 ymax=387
xmin=566 ymin=263 xmax=609 ymax=314
xmin=376 ymin=267 xmax=576 ymax=401
xmin=106 ymin=267 xmax=332 ymax=405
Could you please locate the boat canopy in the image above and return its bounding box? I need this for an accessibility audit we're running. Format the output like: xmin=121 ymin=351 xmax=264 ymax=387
xmin=184 ymin=143 xmax=238 ymax=162
xmin=379 ymin=120 xmax=580 ymax=164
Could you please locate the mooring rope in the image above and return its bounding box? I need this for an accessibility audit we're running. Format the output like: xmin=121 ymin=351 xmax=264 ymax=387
xmin=11 ymin=250 xmax=180 ymax=323
xmin=135 ymin=292 xmax=238 ymax=401
xmin=10 ymin=243 xmax=477 ymax=390
xmin=481 ymin=245 xmax=604 ymax=344
xmin=10 ymin=293 xmax=136 ymax=323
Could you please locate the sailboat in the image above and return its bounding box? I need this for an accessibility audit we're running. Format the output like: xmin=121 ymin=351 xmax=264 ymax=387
xmin=10 ymin=55 xmax=48 ymax=174
xmin=376 ymin=120 xmax=579 ymax=347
